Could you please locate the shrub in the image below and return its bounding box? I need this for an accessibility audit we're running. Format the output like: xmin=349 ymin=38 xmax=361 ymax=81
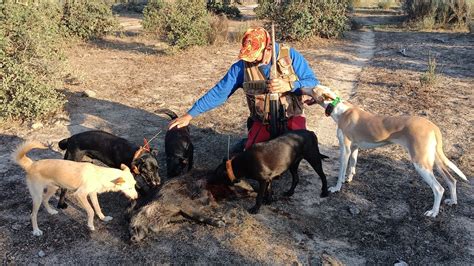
xmin=143 ymin=0 xmax=212 ymax=49
xmin=0 ymin=2 xmax=65 ymax=122
xmin=255 ymin=0 xmax=349 ymax=40
xmin=419 ymin=52 xmax=437 ymax=88
xmin=142 ymin=0 xmax=168 ymax=34
xmin=61 ymin=0 xmax=119 ymax=40
xmin=378 ymin=0 xmax=394 ymax=9
xmin=404 ymin=0 xmax=471 ymax=29
xmin=207 ymin=0 xmax=242 ymax=19
xmin=208 ymin=14 xmax=230 ymax=44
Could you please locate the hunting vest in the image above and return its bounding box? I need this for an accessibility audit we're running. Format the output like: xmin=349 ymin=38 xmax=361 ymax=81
xmin=242 ymin=44 xmax=304 ymax=123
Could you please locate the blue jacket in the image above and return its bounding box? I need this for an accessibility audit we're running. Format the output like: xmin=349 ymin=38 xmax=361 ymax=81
xmin=188 ymin=43 xmax=319 ymax=117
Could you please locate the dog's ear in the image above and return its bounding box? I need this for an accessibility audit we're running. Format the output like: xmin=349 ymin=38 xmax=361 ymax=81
xmin=131 ymin=165 xmax=140 ymax=175
xmin=113 ymin=177 xmax=126 ymax=185
xmin=120 ymin=164 xmax=130 ymax=171
xmin=322 ymin=93 xmax=335 ymax=101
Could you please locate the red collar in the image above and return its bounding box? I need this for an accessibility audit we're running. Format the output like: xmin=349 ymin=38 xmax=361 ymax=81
xmin=226 ymin=159 xmax=237 ymax=182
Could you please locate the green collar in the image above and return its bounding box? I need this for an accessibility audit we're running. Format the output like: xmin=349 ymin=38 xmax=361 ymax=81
xmin=330 ymin=97 xmax=341 ymax=107
xmin=325 ymin=97 xmax=342 ymax=116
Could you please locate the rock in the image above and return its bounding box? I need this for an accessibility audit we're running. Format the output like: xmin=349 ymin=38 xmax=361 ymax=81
xmin=31 ymin=122 xmax=43 ymax=130
xmin=394 ymin=259 xmax=408 ymax=266
xmin=348 ymin=206 xmax=360 ymax=216
xmin=82 ymin=89 xmax=96 ymax=98
xmin=38 ymin=250 xmax=45 ymax=257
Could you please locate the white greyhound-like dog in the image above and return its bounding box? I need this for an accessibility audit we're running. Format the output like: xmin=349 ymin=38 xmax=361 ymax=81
xmin=302 ymin=85 xmax=467 ymax=217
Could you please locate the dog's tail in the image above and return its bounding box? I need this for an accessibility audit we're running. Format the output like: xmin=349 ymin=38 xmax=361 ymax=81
xmin=155 ymin=108 xmax=178 ymax=120
xmin=12 ymin=141 xmax=47 ymax=171
xmin=58 ymin=138 xmax=69 ymax=150
xmin=434 ymin=129 xmax=467 ymax=181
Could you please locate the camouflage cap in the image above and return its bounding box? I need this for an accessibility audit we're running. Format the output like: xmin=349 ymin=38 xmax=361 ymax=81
xmin=238 ymin=27 xmax=270 ymax=62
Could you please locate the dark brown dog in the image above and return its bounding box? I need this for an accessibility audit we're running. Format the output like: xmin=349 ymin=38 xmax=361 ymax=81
xmin=209 ymin=129 xmax=329 ymax=214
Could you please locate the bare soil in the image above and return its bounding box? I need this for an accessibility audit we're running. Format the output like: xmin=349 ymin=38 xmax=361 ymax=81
xmin=1 ymin=8 xmax=472 ymax=265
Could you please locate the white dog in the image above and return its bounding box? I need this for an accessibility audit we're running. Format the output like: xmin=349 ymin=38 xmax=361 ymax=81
xmin=302 ymin=86 xmax=467 ymax=217
xmin=13 ymin=141 xmax=139 ymax=236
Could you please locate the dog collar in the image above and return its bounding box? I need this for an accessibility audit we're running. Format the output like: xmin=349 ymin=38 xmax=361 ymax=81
xmin=225 ymin=159 xmax=237 ymax=182
xmin=325 ymin=96 xmax=341 ymax=116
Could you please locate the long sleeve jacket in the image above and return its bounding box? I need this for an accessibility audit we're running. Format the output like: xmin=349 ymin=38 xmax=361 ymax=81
xmin=188 ymin=43 xmax=319 ymax=117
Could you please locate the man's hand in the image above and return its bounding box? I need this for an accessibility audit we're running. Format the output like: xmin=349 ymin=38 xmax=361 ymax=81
xmin=303 ymin=97 xmax=317 ymax=106
xmin=169 ymin=114 xmax=192 ymax=129
xmin=267 ymin=78 xmax=292 ymax=93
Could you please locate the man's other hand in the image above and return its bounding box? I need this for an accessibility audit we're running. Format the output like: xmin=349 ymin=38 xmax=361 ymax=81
xmin=169 ymin=114 xmax=192 ymax=129
xmin=267 ymin=78 xmax=292 ymax=93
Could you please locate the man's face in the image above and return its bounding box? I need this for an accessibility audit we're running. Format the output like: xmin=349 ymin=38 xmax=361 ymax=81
xmin=253 ymin=50 xmax=264 ymax=63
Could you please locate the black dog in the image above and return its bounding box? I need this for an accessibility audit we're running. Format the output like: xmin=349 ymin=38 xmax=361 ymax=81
xmin=210 ymin=129 xmax=329 ymax=214
xmin=157 ymin=109 xmax=194 ymax=178
xmin=57 ymin=130 xmax=160 ymax=209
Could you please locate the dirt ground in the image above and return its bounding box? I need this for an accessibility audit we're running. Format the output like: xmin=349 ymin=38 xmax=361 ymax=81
xmin=1 ymin=7 xmax=472 ymax=265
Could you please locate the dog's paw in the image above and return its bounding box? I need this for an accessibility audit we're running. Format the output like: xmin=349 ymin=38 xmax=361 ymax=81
xmin=248 ymin=206 xmax=260 ymax=214
xmin=88 ymin=225 xmax=95 ymax=231
xmin=102 ymin=216 xmax=113 ymax=222
xmin=57 ymin=202 xmax=68 ymax=209
xmin=424 ymin=209 xmax=439 ymax=217
xmin=320 ymin=190 xmax=329 ymax=198
xmin=47 ymin=209 xmax=58 ymax=215
xmin=444 ymin=199 xmax=457 ymax=206
xmin=263 ymin=196 xmax=273 ymax=205
xmin=32 ymin=229 xmax=43 ymax=236
xmin=328 ymin=186 xmax=341 ymax=193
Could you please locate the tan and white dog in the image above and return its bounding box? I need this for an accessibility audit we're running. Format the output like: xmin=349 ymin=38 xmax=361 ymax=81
xmin=302 ymin=85 xmax=467 ymax=217
xmin=13 ymin=141 xmax=139 ymax=236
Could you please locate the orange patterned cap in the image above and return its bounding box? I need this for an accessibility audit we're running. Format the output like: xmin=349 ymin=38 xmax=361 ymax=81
xmin=238 ymin=27 xmax=270 ymax=62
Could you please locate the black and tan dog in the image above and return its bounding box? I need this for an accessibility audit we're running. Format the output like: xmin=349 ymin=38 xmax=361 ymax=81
xmin=57 ymin=130 xmax=160 ymax=209
xmin=156 ymin=109 xmax=194 ymax=178
xmin=210 ymin=129 xmax=329 ymax=214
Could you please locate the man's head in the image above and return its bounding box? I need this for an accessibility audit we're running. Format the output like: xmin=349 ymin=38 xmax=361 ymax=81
xmin=238 ymin=27 xmax=272 ymax=64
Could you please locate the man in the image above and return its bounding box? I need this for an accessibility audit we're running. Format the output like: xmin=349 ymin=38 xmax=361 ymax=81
xmin=169 ymin=26 xmax=319 ymax=150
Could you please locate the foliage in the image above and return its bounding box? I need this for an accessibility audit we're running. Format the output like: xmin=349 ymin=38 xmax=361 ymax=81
xmin=0 ymin=2 xmax=65 ymax=121
xmin=143 ymin=0 xmax=212 ymax=49
xmin=61 ymin=0 xmax=119 ymax=40
xmin=403 ymin=0 xmax=471 ymax=29
xmin=378 ymin=0 xmax=394 ymax=9
xmin=419 ymin=53 xmax=438 ymax=88
xmin=142 ymin=0 xmax=168 ymax=34
xmin=255 ymin=0 xmax=349 ymax=40
xmin=208 ymin=14 xmax=230 ymax=44
xmin=207 ymin=0 xmax=242 ymax=19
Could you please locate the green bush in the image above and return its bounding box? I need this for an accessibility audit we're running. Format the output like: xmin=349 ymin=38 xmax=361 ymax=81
xmin=404 ymin=0 xmax=471 ymax=29
xmin=207 ymin=0 xmax=242 ymax=19
xmin=142 ymin=0 xmax=168 ymax=34
xmin=0 ymin=3 xmax=65 ymax=122
xmin=61 ymin=0 xmax=118 ymax=40
xmin=143 ymin=0 xmax=212 ymax=49
xmin=255 ymin=0 xmax=349 ymax=40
